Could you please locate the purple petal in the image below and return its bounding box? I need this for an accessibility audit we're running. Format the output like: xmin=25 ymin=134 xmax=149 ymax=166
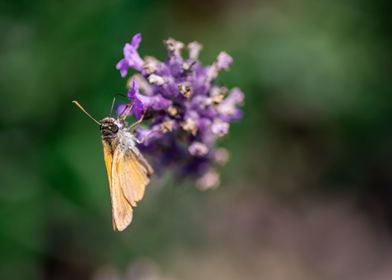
xmin=123 ymin=43 xmax=144 ymax=71
xmin=188 ymin=41 xmax=203 ymax=60
xmin=137 ymin=94 xmax=172 ymax=111
xmin=132 ymin=99 xmax=144 ymax=120
xmin=126 ymin=79 xmax=145 ymax=120
xmin=216 ymin=51 xmax=233 ymax=70
xmin=164 ymin=38 xmax=184 ymax=59
xmin=127 ymin=79 xmax=138 ymax=99
xmin=197 ymin=117 xmax=212 ymax=132
xmin=116 ymin=33 xmax=145 ymax=77
xmin=211 ymin=120 xmax=229 ymax=137
xmin=131 ymin=33 xmax=142 ymax=48
xmin=116 ymin=59 xmax=129 ymax=78
xmin=227 ymin=88 xmax=244 ymax=104
xmin=136 ymin=127 xmax=163 ymax=145
xmin=188 ymin=142 xmax=209 ymax=157
xmin=219 ymin=108 xmax=243 ymax=122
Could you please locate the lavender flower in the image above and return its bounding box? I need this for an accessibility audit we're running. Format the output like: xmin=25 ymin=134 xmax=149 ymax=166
xmin=116 ymin=33 xmax=144 ymax=77
xmin=116 ymin=34 xmax=244 ymax=188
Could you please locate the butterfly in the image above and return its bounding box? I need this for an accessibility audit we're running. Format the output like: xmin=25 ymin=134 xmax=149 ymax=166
xmin=72 ymin=100 xmax=153 ymax=231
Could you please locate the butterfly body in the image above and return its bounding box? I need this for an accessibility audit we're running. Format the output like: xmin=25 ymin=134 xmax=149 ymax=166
xmin=100 ymin=118 xmax=137 ymax=152
xmin=72 ymin=101 xmax=153 ymax=232
xmin=100 ymin=117 xmax=153 ymax=231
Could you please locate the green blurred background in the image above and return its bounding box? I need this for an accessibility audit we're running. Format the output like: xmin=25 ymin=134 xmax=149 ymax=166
xmin=1 ymin=0 xmax=392 ymax=279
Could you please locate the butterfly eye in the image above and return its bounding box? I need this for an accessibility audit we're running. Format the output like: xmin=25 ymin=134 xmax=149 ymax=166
xmin=111 ymin=125 xmax=119 ymax=133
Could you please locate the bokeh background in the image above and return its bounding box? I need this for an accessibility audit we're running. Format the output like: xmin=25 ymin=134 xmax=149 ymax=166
xmin=1 ymin=0 xmax=392 ymax=279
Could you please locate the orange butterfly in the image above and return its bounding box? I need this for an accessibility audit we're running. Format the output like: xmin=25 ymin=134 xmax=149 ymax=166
xmin=73 ymin=101 xmax=153 ymax=231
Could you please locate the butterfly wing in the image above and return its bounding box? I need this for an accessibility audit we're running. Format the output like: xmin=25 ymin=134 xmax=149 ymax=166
xmin=102 ymin=141 xmax=128 ymax=230
xmin=110 ymin=142 xmax=152 ymax=231
xmin=102 ymin=141 xmax=113 ymax=186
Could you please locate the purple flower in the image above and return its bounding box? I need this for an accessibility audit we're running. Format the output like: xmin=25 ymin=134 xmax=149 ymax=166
xmin=116 ymin=79 xmax=145 ymax=120
xmin=188 ymin=41 xmax=203 ymax=60
xmin=216 ymin=51 xmax=233 ymax=70
xmin=116 ymin=33 xmax=144 ymax=77
xmin=115 ymin=33 xmax=244 ymax=187
xmin=188 ymin=142 xmax=209 ymax=157
xmin=217 ymin=88 xmax=244 ymax=122
xmin=211 ymin=119 xmax=229 ymax=137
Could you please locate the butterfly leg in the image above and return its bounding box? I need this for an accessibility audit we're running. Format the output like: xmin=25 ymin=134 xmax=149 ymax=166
xmin=129 ymin=115 xmax=144 ymax=132
xmin=119 ymin=103 xmax=135 ymax=120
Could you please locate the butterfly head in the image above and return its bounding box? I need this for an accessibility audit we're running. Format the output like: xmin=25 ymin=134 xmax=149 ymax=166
xmin=100 ymin=117 xmax=122 ymax=138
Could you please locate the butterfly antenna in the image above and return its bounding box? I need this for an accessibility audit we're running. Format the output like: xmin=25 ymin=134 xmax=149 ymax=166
xmin=72 ymin=101 xmax=101 ymax=125
xmin=109 ymin=96 xmax=116 ymax=118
